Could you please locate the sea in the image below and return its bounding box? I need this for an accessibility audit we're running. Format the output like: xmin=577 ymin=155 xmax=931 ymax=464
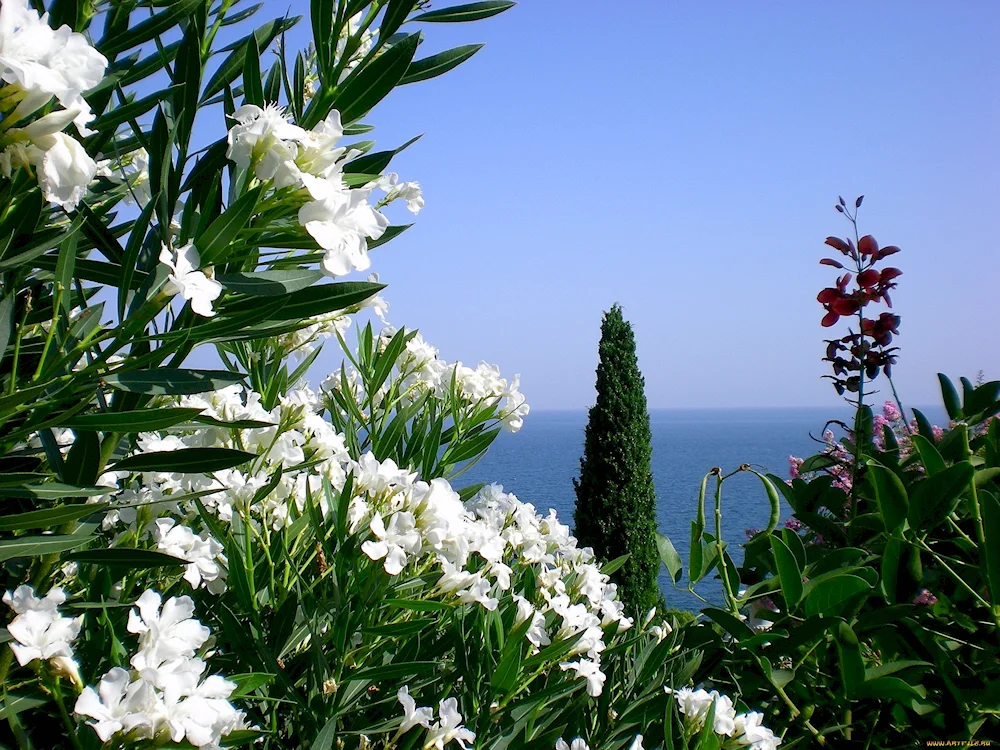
xmin=459 ymin=406 xmax=947 ymax=612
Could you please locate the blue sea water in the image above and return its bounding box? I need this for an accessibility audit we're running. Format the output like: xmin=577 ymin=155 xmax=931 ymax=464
xmin=459 ymin=406 xmax=947 ymax=611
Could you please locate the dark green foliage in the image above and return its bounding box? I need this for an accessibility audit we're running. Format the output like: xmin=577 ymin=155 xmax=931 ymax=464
xmin=574 ymin=304 xmax=663 ymax=614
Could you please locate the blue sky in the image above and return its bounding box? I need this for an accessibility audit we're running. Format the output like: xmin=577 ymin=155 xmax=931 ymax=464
xmin=275 ymin=1 xmax=1000 ymax=409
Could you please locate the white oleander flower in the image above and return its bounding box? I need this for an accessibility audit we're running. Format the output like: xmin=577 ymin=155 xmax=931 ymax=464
xmin=396 ymin=686 xmax=433 ymax=733
xmin=152 ymin=519 xmax=228 ymax=594
xmin=555 ymin=739 xmax=589 ymax=750
xmin=159 ymin=243 xmax=223 ymax=317
xmin=669 ymin=687 xmax=737 ymax=737
xmin=74 ymin=667 xmax=158 ymax=742
xmin=0 ymin=0 xmax=107 ymax=130
xmin=559 ymin=659 xmax=606 ymax=697
xmin=628 ymin=736 xmax=644 ymax=750
xmin=361 ymin=511 xmax=421 ymax=575
xmin=226 ymin=103 xmax=308 ymax=185
xmin=3 ymin=585 xmax=83 ymax=683
xmin=127 ymin=590 xmax=210 ymax=672
xmin=24 ymin=131 xmax=98 ymax=210
xmin=733 ymin=711 xmax=782 ymax=749
xmin=424 ymin=698 xmax=475 ymax=750
xmin=298 ymin=185 xmax=389 ymax=277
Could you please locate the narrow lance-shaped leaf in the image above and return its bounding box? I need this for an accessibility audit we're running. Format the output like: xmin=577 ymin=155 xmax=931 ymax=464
xmin=411 ymin=1 xmax=516 ymax=23
xmin=110 ymin=448 xmax=257 ymax=474
xmin=332 ymin=32 xmax=420 ymax=124
xmin=103 ymin=369 xmax=245 ymax=395
xmin=400 ymin=44 xmax=483 ymax=85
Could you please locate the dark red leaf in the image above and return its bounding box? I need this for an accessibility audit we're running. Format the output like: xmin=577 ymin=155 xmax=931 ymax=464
xmin=819 ymin=258 xmax=844 ymax=269
xmin=858 ymin=235 xmax=879 ymax=256
xmin=821 ymin=311 xmax=840 ymax=327
xmin=879 ymin=267 xmax=903 ymax=281
xmin=858 ymin=269 xmax=880 ymax=288
xmin=855 ymin=195 xmax=864 ymax=208
xmin=825 ymin=236 xmax=849 ymax=253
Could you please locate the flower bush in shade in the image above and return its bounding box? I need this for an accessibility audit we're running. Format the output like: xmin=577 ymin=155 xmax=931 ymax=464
xmin=655 ymin=201 xmax=1000 ymax=747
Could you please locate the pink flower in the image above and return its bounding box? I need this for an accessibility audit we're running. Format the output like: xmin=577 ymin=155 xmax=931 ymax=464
xmin=913 ymin=589 xmax=937 ymax=606
xmin=788 ymin=456 xmax=803 ymax=480
xmin=882 ymin=401 xmax=901 ymax=422
xmin=784 ymin=518 xmax=802 ymax=532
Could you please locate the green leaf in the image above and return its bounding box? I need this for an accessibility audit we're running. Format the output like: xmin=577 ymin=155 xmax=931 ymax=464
xmin=400 ymin=44 xmax=483 ymax=84
xmin=111 ymin=448 xmax=256 ymax=474
xmin=333 ymin=32 xmax=420 ymax=124
xmin=91 ymin=86 xmax=180 ymax=133
xmin=382 ymin=598 xmax=451 ymax=612
xmin=217 ymin=269 xmax=324 ymax=296
xmin=346 ymin=660 xmax=438 ymax=683
xmin=864 ymin=660 xmax=932 ymax=681
xmin=313 ymin=716 xmax=337 ymax=750
xmin=770 ymin=535 xmax=803 ymax=609
xmin=56 ymin=408 xmax=205 ymax=432
xmin=974 ymin=467 xmax=1000 ymax=487
xmin=99 ymin=0 xmax=203 ymax=56
xmin=909 ymin=434 xmax=946 ymax=476
xmin=380 ymin=0 xmax=417 ymax=40
xmin=655 ymin=532 xmax=682 ymax=584
xmin=0 ymin=294 xmax=14 ymax=364
xmin=0 ymin=221 xmax=81 ymax=272
xmin=412 ymin=1 xmax=516 ymax=23
xmin=242 ymin=33 xmax=264 ymax=106
xmin=702 ymin=607 xmax=754 ymax=642
xmin=867 ymin=461 xmax=908 ymax=532
xmin=907 ymin=461 xmax=974 ymax=532
xmin=0 ymin=693 xmax=49 ymax=722
xmin=804 ymin=573 xmax=873 ymax=617
xmin=104 ymin=369 xmax=245 ymax=395
xmin=835 ymin=621 xmax=865 ymax=698
xmin=781 ymin=527 xmax=806 ymax=570
xmin=197 ymin=186 xmax=263 ymax=267
xmin=911 ymin=408 xmax=936 ymax=441
xmin=881 ymin=535 xmax=902 ymax=603
xmin=222 ymin=281 xmax=384 ymax=321
xmin=0 ymin=483 xmax=109 ymax=500
xmin=201 ymin=17 xmax=300 ymax=101
xmin=229 ymin=673 xmax=276 ymax=698
xmin=65 ymin=549 xmax=187 ymax=568
xmin=0 ymin=503 xmax=108 ymax=531
xmin=444 ymin=427 xmax=500 ymax=464
xmin=938 ymin=373 xmax=963 ymax=420
xmin=63 ymin=430 xmax=100 ymax=486
xmin=980 ymin=491 xmax=1000 ymax=611
xmin=0 ymin=534 xmax=90 ymax=562
xmin=600 ymin=553 xmax=629 ymax=576
xmin=854 ymin=676 xmax=926 ymax=704
xmin=371 ymin=327 xmax=408 ymax=394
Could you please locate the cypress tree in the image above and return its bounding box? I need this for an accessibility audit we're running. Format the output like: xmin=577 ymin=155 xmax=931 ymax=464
xmin=573 ymin=304 xmax=663 ymax=615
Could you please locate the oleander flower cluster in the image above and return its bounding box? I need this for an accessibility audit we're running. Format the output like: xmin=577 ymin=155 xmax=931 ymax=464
xmin=74 ymin=590 xmax=247 ymax=749
xmin=90 ymin=351 xmax=634 ymax=699
xmin=669 ymin=687 xmax=782 ymax=750
xmin=323 ymin=326 xmax=530 ymax=433
xmin=0 ymin=0 xmax=108 ymax=209
xmin=226 ymin=103 xmax=422 ymax=279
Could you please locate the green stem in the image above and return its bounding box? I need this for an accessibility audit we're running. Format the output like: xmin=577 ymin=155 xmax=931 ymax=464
xmin=50 ymin=678 xmax=84 ymax=750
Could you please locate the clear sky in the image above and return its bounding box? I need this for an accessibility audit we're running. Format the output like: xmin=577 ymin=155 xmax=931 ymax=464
xmin=279 ymin=1 xmax=1000 ymax=409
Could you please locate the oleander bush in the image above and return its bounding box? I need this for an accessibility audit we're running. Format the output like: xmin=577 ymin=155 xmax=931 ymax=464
xmin=0 ymin=0 xmax=789 ymax=748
